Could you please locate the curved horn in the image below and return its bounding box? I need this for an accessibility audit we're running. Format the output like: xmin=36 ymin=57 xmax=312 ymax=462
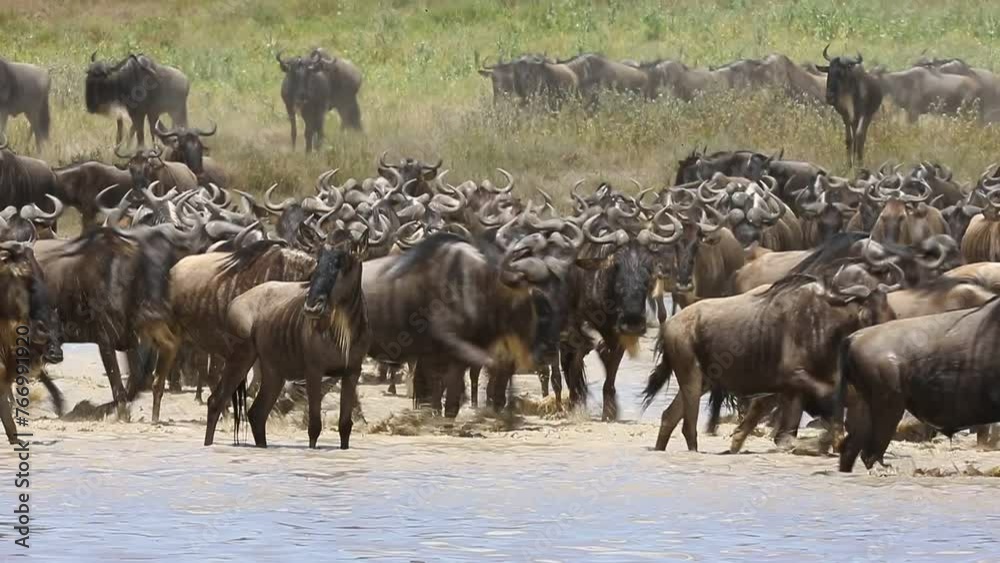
xmin=21 ymin=195 xmax=64 ymax=223
xmin=494 ymin=168 xmax=514 ymax=193
xmin=153 ymin=118 xmax=177 ymax=139
xmin=582 ymin=213 xmax=626 ymax=246
xmin=378 ymin=151 xmax=394 ymax=170
xmin=193 ymin=120 xmax=217 ymax=137
xmin=639 ymin=207 xmax=683 ymax=246
xmin=823 ymin=43 xmax=832 ymax=62
xmin=114 ymin=142 xmax=132 ymax=159
xmin=263 ymin=184 xmax=296 ymax=214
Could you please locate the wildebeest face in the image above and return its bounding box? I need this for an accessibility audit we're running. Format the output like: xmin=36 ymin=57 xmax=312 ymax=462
xmin=613 ymin=243 xmax=659 ymax=335
xmin=673 ymin=224 xmax=712 ymax=292
xmin=304 ymin=232 xmax=367 ymax=318
xmin=279 ymin=57 xmax=310 ymax=107
xmin=817 ymin=49 xmax=863 ymax=106
xmin=378 ymin=155 xmax=442 ymax=197
xmin=171 ymin=131 xmax=206 ymax=174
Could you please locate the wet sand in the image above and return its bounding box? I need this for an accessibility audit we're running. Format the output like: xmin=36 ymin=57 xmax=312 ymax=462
xmin=5 ymin=340 xmax=1000 ymax=561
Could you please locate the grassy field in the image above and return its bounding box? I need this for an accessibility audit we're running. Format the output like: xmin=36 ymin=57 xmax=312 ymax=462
xmin=5 ymin=0 xmax=1000 ymax=205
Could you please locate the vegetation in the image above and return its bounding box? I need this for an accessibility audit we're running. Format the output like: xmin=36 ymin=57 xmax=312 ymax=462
xmin=5 ymin=0 xmax=1000 ymax=204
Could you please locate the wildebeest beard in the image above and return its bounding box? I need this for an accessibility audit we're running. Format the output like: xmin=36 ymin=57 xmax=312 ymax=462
xmin=130 ymin=232 xmax=177 ymax=327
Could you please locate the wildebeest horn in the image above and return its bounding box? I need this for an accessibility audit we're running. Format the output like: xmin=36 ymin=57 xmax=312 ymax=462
xmin=697 ymin=206 xmax=725 ymax=234
xmin=0 ymin=133 xmax=8 ymax=152
xmin=153 ymin=118 xmax=177 ymax=139
xmin=822 ymin=43 xmax=832 ymax=62
xmin=263 ymin=184 xmax=295 ymax=214
xmin=421 ymin=158 xmax=443 ymax=172
xmin=582 ymin=213 xmax=628 ymax=246
xmin=861 ymin=239 xmax=895 ymax=267
xmin=316 ymin=168 xmax=338 ymax=194
xmin=193 ymin=121 xmax=218 ymax=137
xmin=90 ymin=51 xmax=97 ymax=63
xmin=20 ymin=195 xmax=64 ymax=223
xmin=570 ymin=179 xmax=588 ymax=211
xmin=494 ymin=168 xmax=514 ymax=193
xmin=378 ymin=151 xmax=395 ymax=170
xmin=149 ymin=144 xmax=163 ymax=159
xmin=876 ymin=262 xmax=904 ymax=294
xmin=233 ymin=221 xmax=262 ymax=249
xmin=96 ymin=184 xmax=126 ymax=218
xmin=901 ymin=178 xmax=932 ymax=203
xmin=639 ymin=207 xmax=683 ymax=246
xmin=204 ymin=220 xmax=243 ymax=240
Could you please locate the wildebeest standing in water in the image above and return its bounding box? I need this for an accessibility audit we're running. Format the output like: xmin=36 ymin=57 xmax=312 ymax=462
xmin=838 ymin=296 xmax=1000 ymax=472
xmin=816 ymin=45 xmax=883 ymax=166
xmin=0 ymin=58 xmax=51 ymax=150
xmin=277 ymin=49 xmax=363 ymax=152
xmin=85 ymin=53 xmax=190 ymax=147
xmin=642 ymin=261 xmax=898 ymax=453
xmin=226 ymin=228 xmax=371 ymax=449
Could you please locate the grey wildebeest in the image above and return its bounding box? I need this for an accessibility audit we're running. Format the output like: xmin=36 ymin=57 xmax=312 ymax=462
xmin=477 ymin=56 xmax=519 ymax=103
xmin=816 ymin=45 xmax=883 ymax=166
xmin=152 ymin=120 xmax=229 ymax=187
xmin=376 ymin=153 xmax=444 ymax=198
xmin=115 ymin=144 xmax=198 ymax=194
xmin=872 ymin=65 xmax=986 ymax=124
xmin=512 ymin=55 xmax=580 ymax=111
xmin=645 ymin=60 xmax=730 ymax=101
xmin=86 ymin=53 xmax=190 ymax=146
xmin=838 ymin=295 xmax=1000 ymax=472
xmin=643 ymin=260 xmax=898 ymax=453
xmin=277 ymin=49 xmax=362 ymax=152
xmin=226 ymin=228 xmax=371 ymax=449
xmin=0 ymin=58 xmax=51 ymax=150
xmin=914 ymin=57 xmax=1000 ymax=123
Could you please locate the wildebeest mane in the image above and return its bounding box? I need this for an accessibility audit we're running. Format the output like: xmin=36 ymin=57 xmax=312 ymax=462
xmin=216 ymin=239 xmax=290 ymax=278
xmin=386 ymin=232 xmax=469 ymax=279
xmin=0 ymin=150 xmax=35 ymax=209
xmin=788 ymin=232 xmax=868 ymax=276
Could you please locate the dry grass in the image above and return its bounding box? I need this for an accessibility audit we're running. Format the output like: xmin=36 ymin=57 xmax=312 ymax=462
xmin=4 ymin=0 xmax=1000 ymax=203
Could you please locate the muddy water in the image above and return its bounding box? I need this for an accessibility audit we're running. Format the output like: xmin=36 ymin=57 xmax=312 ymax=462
xmin=6 ymin=344 xmax=1000 ymax=562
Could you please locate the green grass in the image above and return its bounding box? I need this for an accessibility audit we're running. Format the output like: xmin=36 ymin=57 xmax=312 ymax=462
xmin=4 ymin=0 xmax=1000 ymax=205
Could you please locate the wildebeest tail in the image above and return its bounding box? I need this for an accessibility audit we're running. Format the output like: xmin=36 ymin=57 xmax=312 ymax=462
xmin=641 ymin=342 xmax=673 ymax=411
xmin=834 ymin=335 xmax=856 ymax=428
xmin=231 ymin=380 xmax=247 ymax=445
xmin=124 ymin=344 xmax=158 ymax=401
xmin=706 ymin=386 xmax=732 ymax=434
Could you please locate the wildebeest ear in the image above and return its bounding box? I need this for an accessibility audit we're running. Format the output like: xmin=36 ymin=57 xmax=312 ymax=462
xmin=575 ymin=255 xmax=614 ymax=271
xmin=815 ymin=65 xmax=829 ymax=73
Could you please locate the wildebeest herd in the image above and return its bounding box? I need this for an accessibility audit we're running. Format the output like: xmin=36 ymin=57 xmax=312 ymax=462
xmin=1 ymin=45 xmax=999 ymax=474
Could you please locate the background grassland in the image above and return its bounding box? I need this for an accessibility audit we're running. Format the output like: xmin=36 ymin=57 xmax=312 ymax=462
xmin=4 ymin=0 xmax=1000 ymax=204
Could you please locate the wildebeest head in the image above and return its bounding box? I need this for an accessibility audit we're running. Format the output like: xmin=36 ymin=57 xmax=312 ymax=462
xmin=276 ymin=52 xmax=310 ymax=107
xmin=378 ymin=152 xmax=442 ymax=198
xmin=477 ymin=56 xmax=517 ymax=100
xmin=304 ymin=226 xmax=368 ymax=318
xmin=116 ymin=143 xmax=164 ymax=190
xmin=0 ymin=241 xmax=36 ymax=320
xmin=86 ymin=52 xmax=155 ymax=114
xmin=579 ymin=205 xmax=682 ymax=335
xmin=672 ymin=212 xmax=724 ymax=292
xmin=25 ymin=250 xmax=63 ymax=365
xmin=821 ymin=261 xmax=899 ymax=326
xmin=153 ymin=120 xmax=216 ymax=174
xmin=816 ymin=44 xmax=865 ymax=106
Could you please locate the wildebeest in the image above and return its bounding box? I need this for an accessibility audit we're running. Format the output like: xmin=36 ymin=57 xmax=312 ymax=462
xmin=960 ymin=188 xmax=1000 ymax=262
xmin=645 ymin=60 xmax=730 ymax=101
xmin=838 ymin=295 xmax=1000 ymax=472
xmin=872 ymin=65 xmax=986 ymax=123
xmin=557 ymin=53 xmax=656 ymax=100
xmin=0 ymin=241 xmax=63 ymax=443
xmin=152 ymin=120 xmax=229 ymax=187
xmin=0 ymin=58 xmax=51 ymax=150
xmin=0 ymin=135 xmax=62 ymax=213
xmin=226 ymin=228 xmax=370 ymax=449
xmin=86 ymin=53 xmax=190 ymax=146
xmin=914 ymin=57 xmax=1000 ymax=123
xmin=477 ymin=56 xmax=519 ymax=103
xmin=670 ymin=209 xmax=745 ymax=308
xmin=512 ymin=55 xmax=580 ymax=111
xmin=115 ymin=144 xmax=198 ymax=194
xmin=816 ymin=45 xmax=883 ymax=166
xmin=277 ymin=49 xmax=362 ymax=152
xmin=643 ymin=260 xmax=898 ymax=452
xmin=376 ymin=153 xmax=443 ymax=198
xmin=52 ymin=160 xmax=133 ymax=229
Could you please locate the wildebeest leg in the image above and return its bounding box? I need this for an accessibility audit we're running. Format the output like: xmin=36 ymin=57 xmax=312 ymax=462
xmin=490 ymin=361 xmax=515 ymax=412
xmin=560 ymin=341 xmax=588 ymax=407
xmin=305 ymin=369 xmax=326 ymax=449
xmin=38 ymin=371 xmax=64 ymax=417
xmin=468 ymin=366 xmax=480 ymax=407
xmin=598 ymin=344 xmax=626 ymax=421
xmin=655 ymin=393 xmax=684 ymax=451
xmin=549 ymin=360 xmax=563 ymax=410
xmin=838 ymin=396 xmax=870 ymax=473
xmin=729 ymin=395 xmax=779 ymax=454
xmin=286 ymin=105 xmax=298 ymax=149
xmin=0 ymin=112 xmax=8 ymax=135
xmin=115 ymin=116 xmax=125 ymax=146
xmin=98 ymin=344 xmax=129 ymax=421
xmin=679 ymin=365 xmax=704 ymax=452
xmin=204 ymin=354 xmax=255 ymax=446
xmin=537 ymin=364 xmax=550 ymax=398
xmin=133 ymin=112 xmax=150 ymax=148
xmin=443 ymin=363 xmax=466 ymax=419
xmin=773 ymin=393 xmax=804 ymax=449
xmin=861 ymin=400 xmax=905 ymax=470
xmin=0 ymin=386 xmax=19 ymax=444
xmin=854 ymin=115 xmax=871 ymax=165
xmin=248 ymin=361 xmax=282 ymax=448
xmin=339 ymin=369 xmax=361 ymax=449
xmin=247 ymin=360 xmax=263 ymax=397
xmin=148 ymin=325 xmax=179 ymax=423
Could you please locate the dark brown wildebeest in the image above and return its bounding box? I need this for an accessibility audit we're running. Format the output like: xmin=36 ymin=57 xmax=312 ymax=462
xmin=376 ymin=152 xmax=443 ymax=198
xmin=276 ymin=49 xmax=362 ymax=152
xmin=838 ymin=295 xmax=1000 ymax=472
xmin=669 ymin=206 xmax=745 ymax=308
xmin=225 ymin=228 xmax=370 ymax=449
xmin=558 ymin=202 xmax=683 ymax=420
xmin=868 ymin=180 xmax=948 ymax=247
xmin=643 ymin=260 xmax=898 ymax=453
xmin=816 ymin=45 xmax=883 ymax=166
xmin=115 ymin=144 xmax=198 ymax=194
xmin=86 ymin=53 xmax=189 ymax=147
xmin=152 ymin=120 xmax=229 ymax=187
xmin=0 ymin=135 xmax=62 ymax=212
xmin=478 ymin=56 xmax=521 ymax=104
xmin=0 ymin=58 xmax=51 ymax=150
xmin=52 ymin=160 xmax=133 ymax=229
xmin=512 ymin=55 xmax=580 ymax=111
xmin=960 ymin=188 xmax=1000 ymax=263
xmin=872 ymin=65 xmax=986 ymax=124
xmin=0 ymin=241 xmax=63 ymax=443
